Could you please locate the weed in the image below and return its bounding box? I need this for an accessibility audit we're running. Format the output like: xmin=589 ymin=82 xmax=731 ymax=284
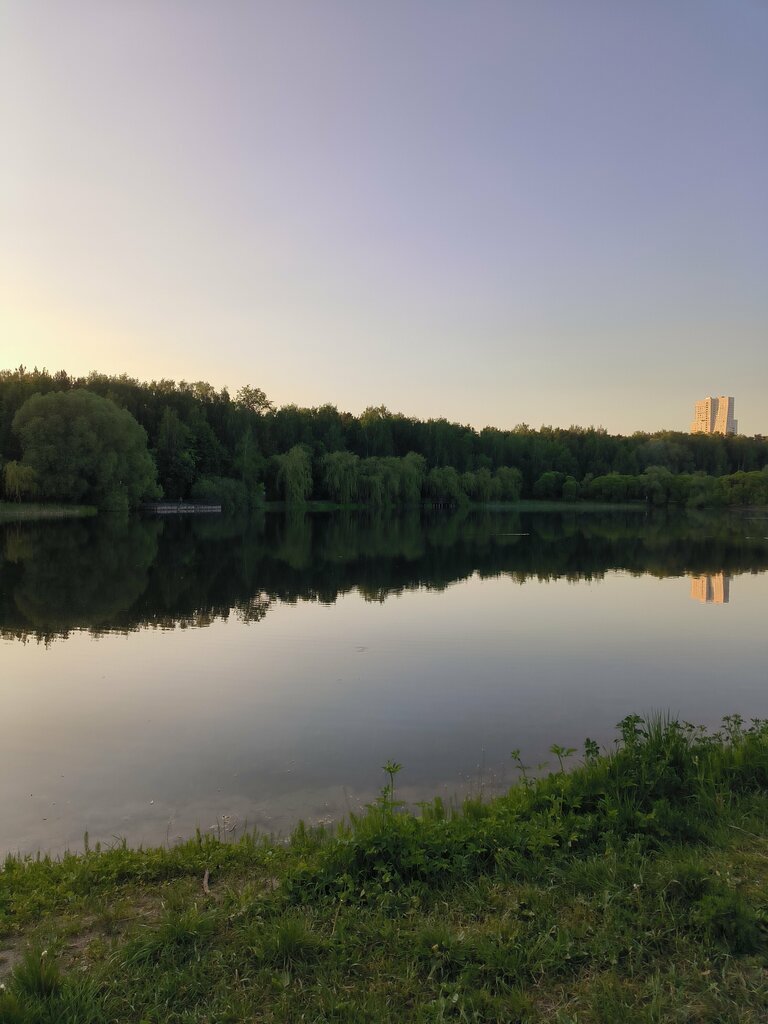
xmin=550 ymin=745 xmax=577 ymax=774
xmin=379 ymin=759 xmax=404 ymax=813
xmin=124 ymin=905 xmax=217 ymax=966
xmin=10 ymin=950 xmax=61 ymax=999
xmin=510 ymin=748 xmax=533 ymax=788
xmin=251 ymin=915 xmax=326 ymax=968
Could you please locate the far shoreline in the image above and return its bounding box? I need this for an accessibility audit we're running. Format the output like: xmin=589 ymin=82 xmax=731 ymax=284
xmin=0 ymin=502 xmax=97 ymax=522
xmin=2 ymin=499 xmax=767 ymax=523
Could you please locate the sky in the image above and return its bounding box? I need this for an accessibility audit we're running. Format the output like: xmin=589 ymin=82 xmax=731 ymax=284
xmin=1 ymin=0 xmax=766 ymax=435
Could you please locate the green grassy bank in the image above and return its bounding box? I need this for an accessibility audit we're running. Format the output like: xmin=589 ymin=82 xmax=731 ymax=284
xmin=0 ymin=503 xmax=97 ymax=523
xmin=1 ymin=715 xmax=766 ymax=1023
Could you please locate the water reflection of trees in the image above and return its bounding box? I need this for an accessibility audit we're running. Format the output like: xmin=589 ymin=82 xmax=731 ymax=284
xmin=1 ymin=508 xmax=766 ymax=640
xmin=0 ymin=518 xmax=161 ymax=640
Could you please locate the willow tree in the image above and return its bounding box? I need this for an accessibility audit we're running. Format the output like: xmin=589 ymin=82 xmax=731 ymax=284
xmin=461 ymin=467 xmax=496 ymax=502
xmin=399 ymin=452 xmax=426 ymax=504
xmin=425 ymin=466 xmax=466 ymax=505
xmin=495 ymin=466 xmax=523 ymax=501
xmin=12 ymin=389 xmax=160 ymax=511
xmin=322 ymin=450 xmax=360 ymax=504
xmin=3 ymin=460 xmax=38 ymax=501
xmin=273 ymin=445 xmax=313 ymax=505
xmin=359 ymin=457 xmax=402 ymax=506
xmin=359 ymin=458 xmax=385 ymax=505
xmin=379 ymin=458 xmax=404 ymax=505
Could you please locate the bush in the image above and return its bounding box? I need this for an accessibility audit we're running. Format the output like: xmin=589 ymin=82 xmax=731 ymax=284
xmin=190 ymin=475 xmax=250 ymax=512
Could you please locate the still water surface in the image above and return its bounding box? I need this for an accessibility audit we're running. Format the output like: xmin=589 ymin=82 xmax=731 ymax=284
xmin=1 ymin=507 xmax=766 ymax=855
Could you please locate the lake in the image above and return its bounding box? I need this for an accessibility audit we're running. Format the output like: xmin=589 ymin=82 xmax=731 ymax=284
xmin=1 ymin=506 xmax=767 ymax=856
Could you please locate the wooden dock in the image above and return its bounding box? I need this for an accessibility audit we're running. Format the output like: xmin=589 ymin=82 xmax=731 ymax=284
xmin=141 ymin=502 xmax=222 ymax=515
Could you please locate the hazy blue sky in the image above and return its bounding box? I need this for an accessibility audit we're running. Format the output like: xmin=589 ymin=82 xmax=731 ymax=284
xmin=2 ymin=1 xmax=766 ymax=433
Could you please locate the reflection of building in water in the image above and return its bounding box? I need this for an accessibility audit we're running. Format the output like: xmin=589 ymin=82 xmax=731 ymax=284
xmin=690 ymin=573 xmax=730 ymax=604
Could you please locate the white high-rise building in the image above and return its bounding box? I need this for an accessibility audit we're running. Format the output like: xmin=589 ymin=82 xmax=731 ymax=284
xmin=690 ymin=396 xmax=737 ymax=435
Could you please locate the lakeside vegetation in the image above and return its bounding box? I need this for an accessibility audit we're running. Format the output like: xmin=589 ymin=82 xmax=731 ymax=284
xmin=1 ymin=715 xmax=766 ymax=1022
xmin=1 ymin=367 xmax=767 ymax=512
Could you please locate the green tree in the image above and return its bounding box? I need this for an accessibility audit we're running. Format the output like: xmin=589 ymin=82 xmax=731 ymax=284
xmin=360 ymin=406 xmax=394 ymax=456
xmin=465 ymin=467 xmax=495 ymax=502
xmin=190 ymin=475 xmax=249 ymax=512
xmin=425 ymin=466 xmax=467 ymax=505
xmin=586 ymin=473 xmax=637 ymax=502
xmin=154 ymin=408 xmax=196 ymax=499
xmin=12 ymin=390 xmax=160 ymax=511
xmin=681 ymin=474 xmax=719 ymax=508
xmin=641 ymin=466 xmax=674 ymax=506
xmin=236 ymin=385 xmax=273 ymax=415
xmin=378 ymin=457 xmax=405 ymax=505
xmin=359 ymin=458 xmax=385 ymax=505
xmin=273 ymin=445 xmax=313 ymax=505
xmin=399 ymin=452 xmax=426 ymax=504
xmin=3 ymin=460 xmax=38 ymax=501
xmin=235 ymin=426 xmax=266 ymax=505
xmin=561 ymin=475 xmax=581 ymax=501
xmin=532 ymin=471 xmax=566 ymax=500
xmin=322 ymin=451 xmax=360 ymax=504
xmin=495 ymin=466 xmax=523 ymax=501
xmin=718 ymin=468 xmax=768 ymax=506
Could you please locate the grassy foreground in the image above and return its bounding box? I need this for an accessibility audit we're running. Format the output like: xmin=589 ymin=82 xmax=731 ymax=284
xmin=1 ymin=716 xmax=766 ymax=1023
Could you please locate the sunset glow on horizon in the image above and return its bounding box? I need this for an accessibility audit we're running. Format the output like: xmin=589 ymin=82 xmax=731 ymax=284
xmin=2 ymin=1 xmax=766 ymax=434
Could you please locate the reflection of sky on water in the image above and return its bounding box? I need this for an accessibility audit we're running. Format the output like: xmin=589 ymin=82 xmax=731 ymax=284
xmin=2 ymin=569 xmax=766 ymax=855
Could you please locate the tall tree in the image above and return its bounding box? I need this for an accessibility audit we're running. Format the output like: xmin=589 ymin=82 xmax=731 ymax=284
xmin=236 ymin=385 xmax=273 ymax=415
xmin=154 ymin=408 xmax=196 ymax=499
xmin=322 ymin=451 xmax=360 ymax=504
xmin=495 ymin=466 xmax=522 ymax=501
xmin=12 ymin=390 xmax=160 ymax=511
xmin=235 ymin=426 xmax=266 ymax=504
xmin=273 ymin=445 xmax=313 ymax=505
xmin=399 ymin=452 xmax=426 ymax=504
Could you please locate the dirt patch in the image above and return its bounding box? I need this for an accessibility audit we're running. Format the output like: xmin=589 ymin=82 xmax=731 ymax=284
xmin=0 ymin=938 xmax=24 ymax=981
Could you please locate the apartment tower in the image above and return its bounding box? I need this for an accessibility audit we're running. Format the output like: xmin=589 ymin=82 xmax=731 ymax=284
xmin=690 ymin=396 xmax=737 ymax=435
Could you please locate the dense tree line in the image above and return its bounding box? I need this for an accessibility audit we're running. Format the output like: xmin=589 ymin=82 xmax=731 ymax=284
xmin=1 ymin=366 xmax=767 ymax=509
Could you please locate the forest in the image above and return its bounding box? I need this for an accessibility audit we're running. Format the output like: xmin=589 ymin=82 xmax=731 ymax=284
xmin=1 ymin=366 xmax=767 ymax=510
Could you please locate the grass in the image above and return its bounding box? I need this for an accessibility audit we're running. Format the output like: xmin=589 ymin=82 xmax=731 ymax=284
xmin=0 ymin=714 xmax=766 ymax=1022
xmin=0 ymin=503 xmax=97 ymax=522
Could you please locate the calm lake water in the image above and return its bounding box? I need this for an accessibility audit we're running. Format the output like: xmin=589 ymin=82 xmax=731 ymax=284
xmin=2 ymin=507 xmax=767 ymax=855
